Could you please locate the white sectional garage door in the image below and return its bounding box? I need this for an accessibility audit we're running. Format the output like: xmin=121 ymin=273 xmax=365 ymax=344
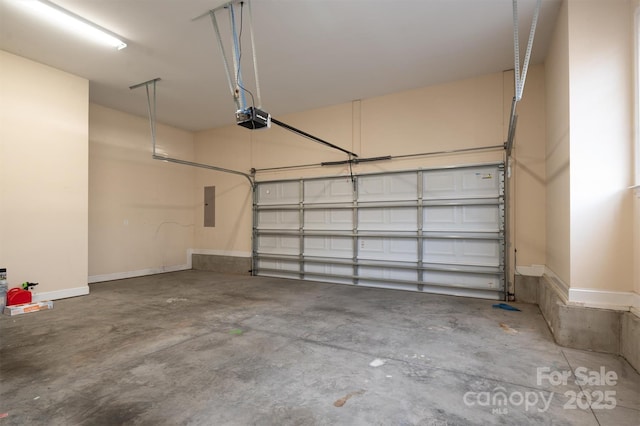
xmin=253 ymin=163 xmax=505 ymax=299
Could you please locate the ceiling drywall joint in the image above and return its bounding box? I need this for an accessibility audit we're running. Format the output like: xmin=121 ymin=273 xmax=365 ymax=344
xmin=129 ymin=77 xmax=255 ymax=187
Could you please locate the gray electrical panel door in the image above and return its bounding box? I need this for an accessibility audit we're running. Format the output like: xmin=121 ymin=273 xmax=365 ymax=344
xmin=253 ymin=163 xmax=505 ymax=300
xmin=204 ymin=186 xmax=215 ymax=227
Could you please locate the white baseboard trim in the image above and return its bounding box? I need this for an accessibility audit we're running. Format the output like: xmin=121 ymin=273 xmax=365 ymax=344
xmin=88 ymin=249 xmax=251 ymax=284
xmin=32 ymin=286 xmax=90 ymax=302
xmin=516 ymin=264 xmax=545 ymax=277
xmin=542 ymin=267 xmax=570 ymax=303
xmin=88 ymin=264 xmax=190 ymax=284
xmin=541 ymin=266 xmax=639 ymax=312
xmin=568 ymin=288 xmax=640 ymax=312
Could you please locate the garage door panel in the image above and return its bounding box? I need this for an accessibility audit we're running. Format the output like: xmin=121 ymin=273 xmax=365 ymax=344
xmin=304 ymin=274 xmax=353 ymax=285
xmin=359 ymin=237 xmax=418 ymax=261
xmin=423 ymin=206 xmax=457 ymax=227
xmin=423 ymin=239 xmax=500 ymax=266
xmin=462 ymin=168 xmax=500 ymax=194
xmin=304 ymin=263 xmax=353 ymax=284
xmin=260 ymin=271 xmax=300 ymax=280
xmin=418 ymin=285 xmax=501 ymax=300
xmin=257 ymin=235 xmax=277 ymax=251
xmin=358 ymin=281 xmax=420 ymax=292
xmin=257 ymin=181 xmax=300 ymax=205
xmin=304 ymin=236 xmax=353 ymax=258
xmin=423 ymin=166 xmax=500 ymax=199
xmin=423 ymin=172 xmax=456 ymax=195
xmin=359 ymin=207 xmax=416 ymax=231
xmin=304 ymin=209 xmax=352 ymax=230
xmin=257 ymin=210 xmax=299 ymax=229
xmin=359 ymin=266 xmax=418 ymax=281
xmin=423 ymin=270 xmax=501 ymax=291
xmin=258 ymin=258 xmax=299 ymax=272
xmin=423 ymin=205 xmax=499 ymax=232
xmin=359 ymin=208 xmax=384 ymax=226
xmin=462 ymin=206 xmax=499 ymax=230
xmin=255 ymin=163 xmax=505 ymax=299
xmin=423 ymin=239 xmax=455 ymax=256
xmin=461 ymin=240 xmax=501 ymax=267
xmin=359 ymin=173 xmax=417 ymax=201
xmin=257 ymin=235 xmax=300 ymax=255
xmin=304 ymin=179 xmax=353 ymax=203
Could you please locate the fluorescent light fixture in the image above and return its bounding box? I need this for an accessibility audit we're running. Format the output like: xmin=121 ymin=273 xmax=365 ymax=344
xmin=22 ymin=0 xmax=127 ymax=50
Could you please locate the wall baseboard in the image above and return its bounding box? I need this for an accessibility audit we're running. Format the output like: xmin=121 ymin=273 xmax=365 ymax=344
xmin=568 ymin=288 xmax=640 ymax=312
xmin=533 ymin=270 xmax=639 ymax=372
xmin=191 ymin=253 xmax=252 ymax=275
xmin=32 ymin=286 xmax=89 ymax=302
xmin=82 ymin=249 xmax=251 ymax=299
xmin=542 ymin=267 xmax=570 ymax=304
xmin=188 ymin=248 xmax=251 ymax=257
xmin=88 ymin=249 xmax=252 ymax=283
xmin=187 ymin=249 xmax=251 ymax=268
xmin=542 ymin=266 xmax=639 ymax=312
xmin=88 ymin=264 xmax=190 ymax=284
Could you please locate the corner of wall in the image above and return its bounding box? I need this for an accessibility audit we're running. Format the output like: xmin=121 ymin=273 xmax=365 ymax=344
xmin=531 ymin=267 xmax=640 ymax=372
xmin=621 ymin=311 xmax=640 ymax=372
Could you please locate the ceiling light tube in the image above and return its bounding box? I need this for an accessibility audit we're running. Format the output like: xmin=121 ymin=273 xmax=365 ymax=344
xmin=23 ymin=0 xmax=127 ymax=50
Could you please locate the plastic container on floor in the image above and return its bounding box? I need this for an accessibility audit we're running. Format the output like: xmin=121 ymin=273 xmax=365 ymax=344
xmin=7 ymin=288 xmax=32 ymax=306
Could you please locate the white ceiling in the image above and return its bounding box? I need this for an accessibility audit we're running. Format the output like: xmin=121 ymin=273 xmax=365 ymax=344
xmin=0 ymin=0 xmax=561 ymax=132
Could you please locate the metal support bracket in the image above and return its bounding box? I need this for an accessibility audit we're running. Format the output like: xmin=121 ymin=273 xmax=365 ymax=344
xmin=195 ymin=0 xmax=359 ymax=160
xmin=129 ymin=77 xmax=255 ymax=187
xmin=506 ymin=0 xmax=541 ymax=156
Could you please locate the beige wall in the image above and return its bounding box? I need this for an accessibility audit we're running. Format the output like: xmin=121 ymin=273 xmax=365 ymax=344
xmin=361 ymin=72 xmax=503 ymax=158
xmin=193 ymin=67 xmax=548 ymax=276
xmin=509 ymin=66 xmax=547 ymax=268
xmin=568 ymin=0 xmax=634 ymax=293
xmin=634 ymin=0 xmax=640 ymax=297
xmin=0 ymin=51 xmax=89 ymax=297
xmin=253 ymin=71 xmax=508 ymax=180
xmin=89 ymin=104 xmax=196 ymax=279
xmin=544 ymin=0 xmax=636 ymax=301
xmin=193 ymin=125 xmax=253 ymax=254
xmin=544 ymin=0 xmax=571 ymax=286
xmin=252 ymin=102 xmax=354 ymax=172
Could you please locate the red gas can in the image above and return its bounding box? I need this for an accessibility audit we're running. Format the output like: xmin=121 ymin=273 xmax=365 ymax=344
xmin=7 ymin=288 xmax=32 ymax=306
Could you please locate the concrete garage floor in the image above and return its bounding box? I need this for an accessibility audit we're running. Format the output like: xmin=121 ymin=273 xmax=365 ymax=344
xmin=1 ymin=271 xmax=638 ymax=425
